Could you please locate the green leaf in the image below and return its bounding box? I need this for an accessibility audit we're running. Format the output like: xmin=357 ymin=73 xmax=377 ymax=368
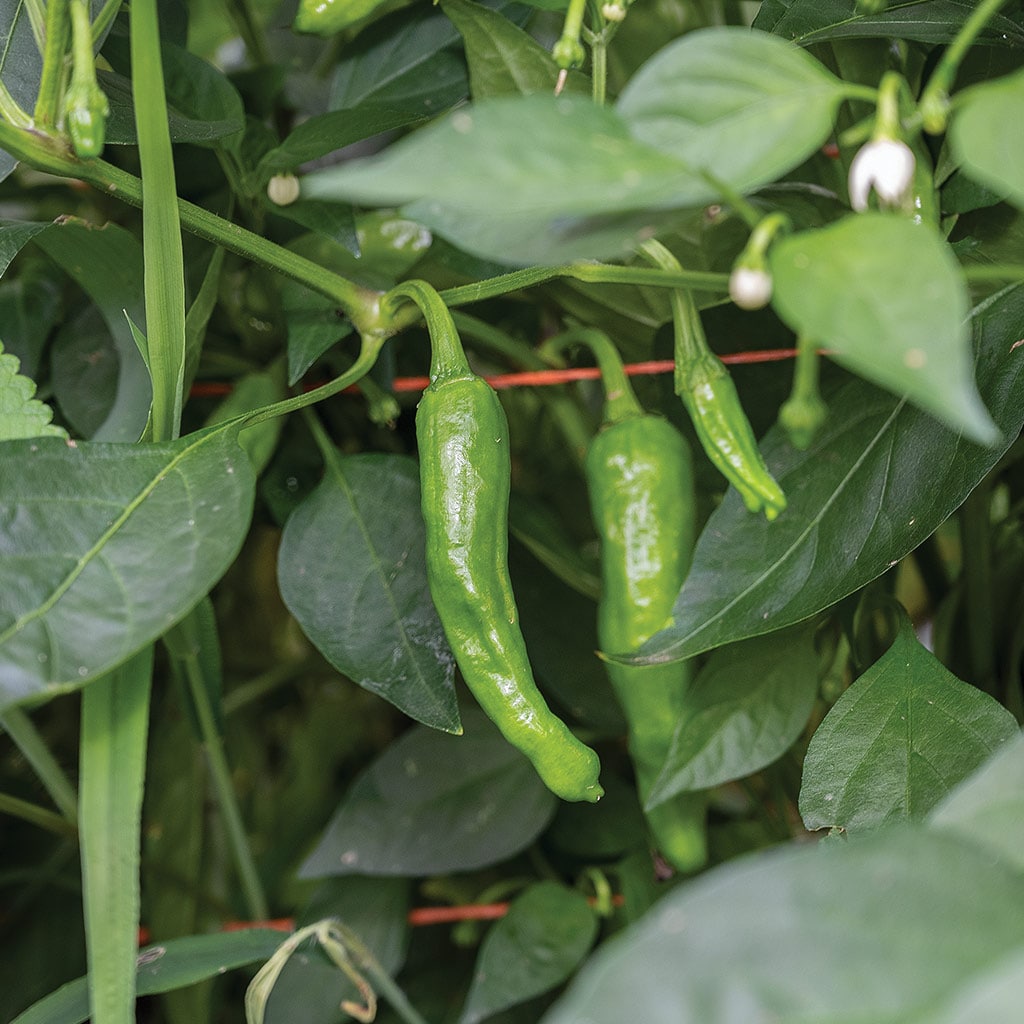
xmin=616 ymin=27 xmax=850 ymax=194
xmin=35 ymin=219 xmax=151 ymax=443
xmin=0 ymin=423 xmax=255 ymax=710
xmin=460 ymin=882 xmax=599 ymax=1024
xmin=631 ymin=283 xmax=1024 ymax=664
xmin=11 ymin=929 xmax=288 ymax=1024
xmin=754 ymin=0 xmax=1024 ymax=47
xmin=799 ymin=616 xmax=1019 ymax=832
xmin=440 ymin=0 xmax=587 ymax=98
xmin=541 ymin=829 xmax=1024 ymax=1024
xmin=928 ymin=730 xmax=1024 ymax=870
xmin=302 ymin=94 xmax=702 ymax=218
xmin=648 ymin=627 xmax=818 ymax=805
xmin=299 ymin=710 xmax=557 ymax=877
xmin=0 ymin=340 xmax=67 ymax=441
xmin=922 ymin=949 xmax=1024 ymax=1024
xmin=950 ymin=69 xmax=1024 ymax=211
xmin=0 ymin=220 xmax=50 ymax=278
xmin=278 ymin=453 xmax=460 ymax=733
xmin=204 ymin=369 xmax=287 ymax=476
xmin=770 ymin=213 xmax=998 ymax=443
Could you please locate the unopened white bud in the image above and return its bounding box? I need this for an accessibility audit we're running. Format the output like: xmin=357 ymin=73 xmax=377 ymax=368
xmin=602 ymin=2 xmax=627 ymax=21
xmin=267 ymin=173 xmax=301 ymax=206
xmin=848 ymin=137 xmax=915 ymax=212
xmin=729 ymin=266 xmax=773 ymax=310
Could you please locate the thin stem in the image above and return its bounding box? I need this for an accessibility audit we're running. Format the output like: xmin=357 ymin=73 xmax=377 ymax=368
xmin=0 ymin=792 xmax=78 ymax=837
xmin=90 ymin=0 xmax=122 ymax=40
xmin=222 ymin=659 xmax=313 ymax=716
xmin=591 ymin=33 xmax=608 ymax=105
xmin=960 ymin=482 xmax=997 ymax=695
xmin=34 ymin=0 xmax=71 ymax=128
xmin=919 ymin=0 xmax=1010 ymax=131
xmin=639 ymin=240 xmax=712 ymax=368
xmin=384 ymin=280 xmax=466 ymax=383
xmin=0 ymin=708 xmax=79 ymax=823
xmin=182 ymin=650 xmax=270 ymax=922
xmin=962 ymin=264 xmax=1024 ymax=283
xmin=225 ymin=0 xmax=271 ymax=65
xmin=543 ymin=327 xmax=642 ymax=423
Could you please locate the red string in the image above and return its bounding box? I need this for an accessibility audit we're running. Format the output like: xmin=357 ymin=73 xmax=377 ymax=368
xmin=188 ymin=348 xmax=799 ymax=399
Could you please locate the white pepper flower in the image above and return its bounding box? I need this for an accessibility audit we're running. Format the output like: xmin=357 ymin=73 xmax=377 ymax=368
xmin=848 ymin=137 xmax=916 ymax=212
xmin=267 ymin=173 xmax=301 ymax=206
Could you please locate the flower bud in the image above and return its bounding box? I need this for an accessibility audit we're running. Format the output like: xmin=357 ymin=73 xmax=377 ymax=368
xmin=848 ymin=137 xmax=916 ymax=212
xmin=267 ymin=173 xmax=301 ymax=206
xmin=729 ymin=266 xmax=773 ymax=310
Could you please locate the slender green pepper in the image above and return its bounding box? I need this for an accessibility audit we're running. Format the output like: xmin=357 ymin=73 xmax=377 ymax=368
xmin=558 ymin=330 xmax=706 ymax=869
xmin=392 ymin=282 xmax=604 ymax=804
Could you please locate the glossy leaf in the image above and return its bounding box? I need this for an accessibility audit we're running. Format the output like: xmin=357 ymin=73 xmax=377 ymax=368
xmin=460 ymin=883 xmax=598 ymax=1024
xmin=648 ymin=627 xmax=818 ymax=806
xmin=0 ymin=341 xmax=66 ymax=441
xmin=799 ymin=617 xmax=1019 ymax=832
xmin=617 ymin=27 xmax=849 ymax=193
xmin=929 ymin=730 xmax=1024 ymax=870
xmin=0 ymin=424 xmax=255 ymax=710
xmin=299 ymin=711 xmax=557 ymax=877
xmin=770 ymin=212 xmax=998 ymax=443
xmin=631 ymin=284 xmax=1024 ymax=664
xmin=542 ymin=829 xmax=1024 ymax=1024
xmin=11 ymin=930 xmax=287 ymax=1024
xmin=754 ymin=0 xmax=1024 ymax=46
xmin=278 ymin=453 xmax=460 ymax=733
xmin=950 ymin=68 xmax=1024 ymax=211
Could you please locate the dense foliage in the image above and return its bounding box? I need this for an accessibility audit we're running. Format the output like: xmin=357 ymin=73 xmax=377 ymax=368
xmin=2 ymin=1 xmax=1024 ymax=1022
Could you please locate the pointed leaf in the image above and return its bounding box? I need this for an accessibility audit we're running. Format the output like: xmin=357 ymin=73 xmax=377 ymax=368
xmin=460 ymin=883 xmax=598 ymax=1024
xmin=0 ymin=220 xmax=50 ymax=278
xmin=770 ymin=213 xmax=998 ymax=442
xmin=299 ymin=711 xmax=557 ymax=877
xmin=631 ymin=283 xmax=1024 ymax=664
xmin=0 ymin=341 xmax=66 ymax=440
xmin=799 ymin=616 xmax=1019 ymax=832
xmin=649 ymin=627 xmax=818 ymax=805
xmin=950 ymin=68 xmax=1024 ymax=211
xmin=0 ymin=424 xmax=255 ymax=710
xmin=278 ymin=453 xmax=460 ymax=733
xmin=617 ymin=27 xmax=849 ymax=192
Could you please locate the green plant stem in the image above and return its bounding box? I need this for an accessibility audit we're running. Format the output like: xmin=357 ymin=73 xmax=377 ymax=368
xmin=543 ymin=327 xmax=642 ymax=422
xmin=222 ymin=659 xmax=314 ymax=716
xmin=962 ymin=264 xmax=1024 ymax=283
xmin=225 ymin=0 xmax=271 ymax=65
xmin=0 ymin=707 xmax=78 ymax=823
xmin=91 ymin=0 xmax=123 ymax=40
xmin=960 ymin=483 xmax=997 ymax=695
xmin=180 ymin=645 xmax=270 ymax=922
xmin=34 ymin=0 xmax=71 ymax=128
xmin=591 ymin=33 xmax=608 ymax=105
xmin=0 ymin=792 xmax=78 ymax=837
xmin=919 ymin=0 xmax=1010 ymax=130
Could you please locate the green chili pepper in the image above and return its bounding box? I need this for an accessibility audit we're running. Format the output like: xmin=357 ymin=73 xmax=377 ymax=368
xmin=559 ymin=330 xmax=706 ymax=869
xmin=393 ymin=281 xmax=604 ymax=804
xmin=293 ymin=0 xmax=388 ymax=36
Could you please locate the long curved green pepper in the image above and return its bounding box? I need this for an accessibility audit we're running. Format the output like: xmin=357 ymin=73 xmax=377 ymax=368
xmin=392 ymin=281 xmax=604 ymax=804
xmin=554 ymin=329 xmax=707 ymax=869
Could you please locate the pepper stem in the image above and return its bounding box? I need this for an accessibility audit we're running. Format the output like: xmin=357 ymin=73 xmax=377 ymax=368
xmin=384 ymin=280 xmax=469 ymax=385
xmin=544 ymin=327 xmax=643 ymax=424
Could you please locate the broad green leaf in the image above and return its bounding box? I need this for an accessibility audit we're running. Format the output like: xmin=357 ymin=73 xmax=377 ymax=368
xmin=922 ymin=949 xmax=1024 ymax=1024
xmin=928 ymin=730 xmax=1024 ymax=870
xmin=278 ymin=453 xmax=460 ymax=733
xmin=302 ymin=95 xmax=703 ymax=219
xmin=11 ymin=930 xmax=287 ymax=1024
xmin=299 ymin=710 xmax=557 ymax=877
xmin=0 ymin=423 xmax=255 ymax=710
xmin=0 ymin=340 xmax=66 ymax=440
xmin=541 ymin=829 xmax=1024 ymax=1024
xmin=616 ymin=27 xmax=849 ymax=193
xmin=441 ymin=0 xmax=587 ymax=98
xmin=648 ymin=627 xmax=818 ymax=806
xmin=35 ymin=220 xmax=151 ymax=442
xmin=460 ymin=883 xmax=598 ymax=1024
xmin=631 ymin=283 xmax=1024 ymax=664
xmin=204 ymin=369 xmax=286 ymax=476
xmin=799 ymin=616 xmax=1018 ymax=832
xmin=0 ymin=220 xmax=49 ymax=278
xmin=950 ymin=69 xmax=1024 ymax=211
xmin=770 ymin=213 xmax=998 ymax=443
xmin=754 ymin=0 xmax=1024 ymax=47
xmin=79 ymin=650 xmax=152 ymax=1024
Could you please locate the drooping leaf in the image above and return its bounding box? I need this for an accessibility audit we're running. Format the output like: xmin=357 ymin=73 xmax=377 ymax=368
xmin=299 ymin=711 xmax=557 ymax=877
xmin=541 ymin=829 xmax=1024 ymax=1024
xmin=460 ymin=883 xmax=598 ymax=1024
xmin=629 ymin=283 xmax=1024 ymax=664
xmin=616 ymin=27 xmax=850 ymax=193
xmin=754 ymin=0 xmax=1024 ymax=47
xmin=928 ymin=729 xmax=1024 ymax=870
xmin=648 ymin=627 xmax=818 ymax=806
xmin=0 ymin=423 xmax=255 ymax=710
xmin=799 ymin=615 xmax=1019 ymax=832
xmin=770 ymin=212 xmax=998 ymax=443
xmin=11 ymin=930 xmax=288 ymax=1024
xmin=278 ymin=453 xmax=460 ymax=733
xmin=950 ymin=68 xmax=1024 ymax=211
xmin=0 ymin=341 xmax=67 ymax=441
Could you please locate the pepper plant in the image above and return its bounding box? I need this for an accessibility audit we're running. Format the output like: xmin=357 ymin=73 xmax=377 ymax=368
xmin=2 ymin=0 xmax=1024 ymax=1022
